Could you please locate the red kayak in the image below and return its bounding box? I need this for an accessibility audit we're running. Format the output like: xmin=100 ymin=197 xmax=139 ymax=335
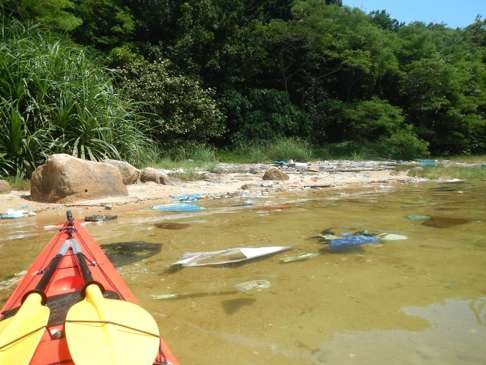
xmin=0 ymin=211 xmax=179 ymax=365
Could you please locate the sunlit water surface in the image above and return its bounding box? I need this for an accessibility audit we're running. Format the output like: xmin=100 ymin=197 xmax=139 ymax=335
xmin=1 ymin=182 xmax=486 ymax=365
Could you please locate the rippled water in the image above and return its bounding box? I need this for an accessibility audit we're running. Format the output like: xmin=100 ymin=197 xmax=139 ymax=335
xmin=1 ymin=181 xmax=486 ymax=364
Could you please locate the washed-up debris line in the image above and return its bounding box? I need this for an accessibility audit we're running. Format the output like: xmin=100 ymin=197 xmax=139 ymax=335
xmin=84 ymin=215 xmax=117 ymax=222
xmin=170 ymin=193 xmax=204 ymax=202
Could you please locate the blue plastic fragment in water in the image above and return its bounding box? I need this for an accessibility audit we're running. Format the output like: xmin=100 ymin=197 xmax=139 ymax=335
xmin=171 ymin=193 xmax=203 ymax=202
xmin=329 ymin=235 xmax=380 ymax=252
xmin=152 ymin=203 xmax=204 ymax=212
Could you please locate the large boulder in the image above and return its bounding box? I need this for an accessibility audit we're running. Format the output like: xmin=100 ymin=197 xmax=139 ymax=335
xmin=104 ymin=159 xmax=140 ymax=185
xmin=0 ymin=180 xmax=11 ymax=193
xmin=140 ymin=168 xmax=170 ymax=185
xmin=31 ymin=154 xmax=128 ymax=203
xmin=262 ymin=167 xmax=289 ymax=181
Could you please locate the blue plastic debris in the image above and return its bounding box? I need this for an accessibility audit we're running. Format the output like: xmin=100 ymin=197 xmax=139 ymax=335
xmin=329 ymin=235 xmax=380 ymax=252
xmin=418 ymin=159 xmax=438 ymax=168
xmin=171 ymin=193 xmax=203 ymax=202
xmin=272 ymin=160 xmax=287 ymax=167
xmin=152 ymin=203 xmax=204 ymax=212
xmin=0 ymin=209 xmax=35 ymax=219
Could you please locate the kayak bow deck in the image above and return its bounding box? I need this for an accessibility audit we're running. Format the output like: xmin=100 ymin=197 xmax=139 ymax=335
xmin=0 ymin=211 xmax=179 ymax=365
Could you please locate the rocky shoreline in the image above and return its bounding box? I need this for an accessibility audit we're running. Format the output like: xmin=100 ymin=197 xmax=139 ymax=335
xmin=0 ymin=159 xmax=428 ymax=218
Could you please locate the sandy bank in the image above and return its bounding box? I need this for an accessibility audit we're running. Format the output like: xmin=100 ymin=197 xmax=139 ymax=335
xmin=0 ymin=161 xmax=425 ymax=218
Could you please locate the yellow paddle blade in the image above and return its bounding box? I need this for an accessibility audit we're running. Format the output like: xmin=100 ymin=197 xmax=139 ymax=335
xmin=65 ymin=285 xmax=160 ymax=365
xmin=0 ymin=293 xmax=49 ymax=365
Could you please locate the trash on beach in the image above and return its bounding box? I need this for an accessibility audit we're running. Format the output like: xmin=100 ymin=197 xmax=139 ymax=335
xmin=171 ymin=246 xmax=291 ymax=267
xmin=280 ymin=252 xmax=320 ymax=263
xmin=155 ymin=222 xmax=190 ymax=230
xmin=152 ymin=203 xmax=204 ymax=212
xmin=84 ymin=215 xmax=117 ymax=222
xmin=406 ymin=214 xmax=432 ymax=222
xmin=439 ymin=178 xmax=465 ymax=184
xmin=272 ymin=160 xmax=287 ymax=167
xmin=100 ymin=241 xmax=161 ymax=267
xmin=418 ymin=159 xmax=438 ymax=167
xmin=171 ymin=193 xmax=203 ymax=202
xmin=234 ymin=279 xmax=271 ymax=293
xmin=422 ymin=216 xmax=470 ymax=229
xmin=378 ymin=233 xmax=408 ymax=241
xmin=329 ymin=235 xmax=380 ymax=252
xmin=0 ymin=209 xmax=36 ymax=219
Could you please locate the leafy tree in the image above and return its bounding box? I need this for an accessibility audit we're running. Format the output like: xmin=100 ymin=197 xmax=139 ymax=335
xmin=220 ymin=88 xmax=311 ymax=143
xmin=369 ymin=10 xmax=401 ymax=31
xmin=0 ymin=0 xmax=82 ymax=31
xmin=118 ymin=59 xmax=225 ymax=145
xmin=71 ymin=0 xmax=135 ymax=48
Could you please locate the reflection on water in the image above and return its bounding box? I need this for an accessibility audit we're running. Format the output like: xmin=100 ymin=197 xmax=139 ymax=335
xmin=1 ymin=182 xmax=486 ymax=364
xmin=312 ymin=298 xmax=486 ymax=365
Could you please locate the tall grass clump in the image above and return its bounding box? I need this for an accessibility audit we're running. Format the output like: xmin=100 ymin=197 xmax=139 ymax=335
xmin=219 ymin=138 xmax=312 ymax=163
xmin=0 ymin=20 xmax=151 ymax=176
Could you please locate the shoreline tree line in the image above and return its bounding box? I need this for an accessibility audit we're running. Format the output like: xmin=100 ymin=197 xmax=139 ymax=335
xmin=0 ymin=0 xmax=484 ymax=176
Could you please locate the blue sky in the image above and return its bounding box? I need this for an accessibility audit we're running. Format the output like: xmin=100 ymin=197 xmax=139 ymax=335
xmin=343 ymin=0 xmax=485 ymax=28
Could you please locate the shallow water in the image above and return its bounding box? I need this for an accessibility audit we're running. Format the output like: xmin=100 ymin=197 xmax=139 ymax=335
xmin=1 ymin=182 xmax=486 ymax=365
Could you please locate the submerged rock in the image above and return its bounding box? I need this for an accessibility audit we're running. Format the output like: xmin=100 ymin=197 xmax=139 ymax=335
xmin=422 ymin=216 xmax=470 ymax=229
xmin=100 ymin=241 xmax=161 ymax=267
xmin=155 ymin=222 xmax=190 ymax=230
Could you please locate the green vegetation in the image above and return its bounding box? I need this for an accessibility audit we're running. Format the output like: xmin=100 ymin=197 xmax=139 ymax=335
xmin=0 ymin=1 xmax=485 ymax=176
xmin=0 ymin=21 xmax=151 ymax=175
xmin=408 ymin=166 xmax=486 ymax=181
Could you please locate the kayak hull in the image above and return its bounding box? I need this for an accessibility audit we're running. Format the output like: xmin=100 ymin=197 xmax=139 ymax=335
xmin=0 ymin=218 xmax=179 ymax=365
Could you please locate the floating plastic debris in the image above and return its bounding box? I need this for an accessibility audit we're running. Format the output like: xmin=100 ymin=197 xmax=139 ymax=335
xmin=329 ymin=235 xmax=380 ymax=252
xmin=0 ymin=209 xmax=36 ymax=219
xmin=234 ymin=280 xmax=271 ymax=293
xmin=280 ymin=252 xmax=320 ymax=263
xmin=172 ymin=246 xmax=291 ymax=267
xmin=152 ymin=203 xmax=204 ymax=212
xmin=406 ymin=214 xmax=432 ymax=222
xmin=151 ymin=293 xmax=178 ymax=300
xmin=378 ymin=233 xmax=408 ymax=241
xmin=0 ymin=271 xmax=26 ymax=291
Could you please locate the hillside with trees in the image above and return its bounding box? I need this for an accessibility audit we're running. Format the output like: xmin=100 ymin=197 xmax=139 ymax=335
xmin=1 ymin=0 xmax=484 ymax=176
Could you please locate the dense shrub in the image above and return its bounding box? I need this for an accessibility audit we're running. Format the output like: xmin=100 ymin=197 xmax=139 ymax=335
xmin=221 ymin=88 xmax=312 ymax=143
xmin=118 ymin=59 xmax=224 ymax=146
xmin=0 ymin=21 xmax=150 ymax=176
xmin=375 ymin=128 xmax=430 ymax=160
